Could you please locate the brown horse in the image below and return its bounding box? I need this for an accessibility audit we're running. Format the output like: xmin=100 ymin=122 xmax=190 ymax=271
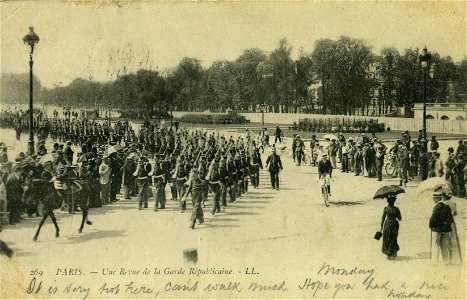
xmin=33 ymin=179 xmax=92 ymax=241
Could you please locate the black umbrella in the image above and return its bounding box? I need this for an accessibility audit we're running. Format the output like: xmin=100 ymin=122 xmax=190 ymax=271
xmin=373 ymin=185 xmax=405 ymax=199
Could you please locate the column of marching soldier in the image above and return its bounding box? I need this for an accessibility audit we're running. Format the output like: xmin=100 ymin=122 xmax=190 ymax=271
xmin=0 ymin=110 xmax=281 ymax=231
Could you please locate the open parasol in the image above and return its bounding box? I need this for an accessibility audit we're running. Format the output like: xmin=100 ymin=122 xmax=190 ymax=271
xmin=39 ymin=153 xmax=59 ymax=165
xmin=416 ymin=177 xmax=452 ymax=196
xmin=103 ymin=147 xmax=117 ymax=158
xmin=323 ymin=134 xmax=338 ymax=141
xmin=373 ymin=185 xmax=405 ymax=199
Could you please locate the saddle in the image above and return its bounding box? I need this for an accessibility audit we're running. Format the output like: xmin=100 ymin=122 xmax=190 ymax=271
xmin=51 ymin=177 xmax=84 ymax=197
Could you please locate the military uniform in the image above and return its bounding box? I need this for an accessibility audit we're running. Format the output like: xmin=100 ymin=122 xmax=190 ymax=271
xmin=185 ymin=169 xmax=207 ymax=229
xmin=134 ymin=159 xmax=151 ymax=210
xmin=153 ymin=162 xmax=166 ymax=210
xmin=175 ymin=158 xmax=189 ymax=210
xmin=207 ymin=159 xmax=221 ymax=215
xmin=227 ymin=158 xmax=237 ymax=202
xmin=219 ymin=158 xmax=230 ymax=207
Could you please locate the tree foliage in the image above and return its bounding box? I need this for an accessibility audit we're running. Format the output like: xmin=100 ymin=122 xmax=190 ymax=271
xmin=6 ymin=36 xmax=465 ymax=117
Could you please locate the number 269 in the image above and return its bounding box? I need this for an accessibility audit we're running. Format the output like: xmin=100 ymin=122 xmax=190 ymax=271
xmin=30 ymin=269 xmax=43 ymax=277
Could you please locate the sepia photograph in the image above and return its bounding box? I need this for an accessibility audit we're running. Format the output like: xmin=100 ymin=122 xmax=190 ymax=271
xmin=0 ymin=1 xmax=466 ymax=299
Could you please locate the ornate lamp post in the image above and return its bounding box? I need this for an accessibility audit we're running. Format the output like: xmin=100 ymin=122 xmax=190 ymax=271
xmin=23 ymin=27 xmax=40 ymax=155
xmin=419 ymin=46 xmax=431 ymax=142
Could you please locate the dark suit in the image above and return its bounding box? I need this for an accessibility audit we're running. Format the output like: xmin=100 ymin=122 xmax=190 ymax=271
xmin=429 ymin=202 xmax=454 ymax=263
xmin=266 ymin=153 xmax=282 ymax=189
xmin=6 ymin=173 xmax=23 ymax=224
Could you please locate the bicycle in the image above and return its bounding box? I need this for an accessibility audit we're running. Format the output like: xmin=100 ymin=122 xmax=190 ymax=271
xmin=302 ymin=149 xmax=312 ymax=166
xmin=384 ymin=152 xmax=398 ymax=177
xmin=320 ymin=174 xmax=331 ymax=207
xmin=280 ymin=146 xmax=293 ymax=158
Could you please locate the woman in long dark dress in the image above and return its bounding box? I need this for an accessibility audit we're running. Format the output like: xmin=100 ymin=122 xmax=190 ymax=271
xmin=380 ymin=194 xmax=402 ymax=260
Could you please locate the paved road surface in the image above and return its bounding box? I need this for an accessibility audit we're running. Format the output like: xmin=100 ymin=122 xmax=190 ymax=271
xmin=1 ymin=144 xmax=465 ymax=299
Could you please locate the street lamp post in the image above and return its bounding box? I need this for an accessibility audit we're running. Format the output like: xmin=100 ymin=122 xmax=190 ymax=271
xmin=260 ymin=103 xmax=266 ymax=137
xmin=419 ymin=46 xmax=431 ymax=142
xmin=23 ymin=27 xmax=40 ymax=155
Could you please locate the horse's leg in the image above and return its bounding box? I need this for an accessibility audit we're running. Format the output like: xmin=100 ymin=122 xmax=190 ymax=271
xmin=84 ymin=191 xmax=92 ymax=225
xmin=49 ymin=210 xmax=60 ymax=237
xmin=79 ymin=207 xmax=87 ymax=233
xmin=33 ymin=212 xmax=49 ymax=241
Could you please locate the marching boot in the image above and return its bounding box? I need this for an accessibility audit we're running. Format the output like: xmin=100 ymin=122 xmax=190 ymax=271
xmin=399 ymin=180 xmax=403 ymax=186
xmin=190 ymin=219 xmax=196 ymax=229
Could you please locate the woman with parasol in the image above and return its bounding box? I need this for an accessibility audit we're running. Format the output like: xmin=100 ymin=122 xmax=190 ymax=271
xmin=374 ymin=185 xmax=404 ymax=260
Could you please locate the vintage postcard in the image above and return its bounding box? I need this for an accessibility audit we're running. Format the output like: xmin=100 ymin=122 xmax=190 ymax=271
xmin=0 ymin=1 xmax=465 ymax=299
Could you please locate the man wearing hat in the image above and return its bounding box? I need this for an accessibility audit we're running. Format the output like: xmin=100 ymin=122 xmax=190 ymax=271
xmin=452 ymin=153 xmax=466 ymax=198
xmin=183 ymin=165 xmax=207 ymax=229
xmin=318 ymin=153 xmax=333 ymax=195
xmin=266 ymin=147 xmax=283 ymax=190
xmin=174 ymin=155 xmax=189 ymax=210
xmin=430 ymin=136 xmax=439 ymax=153
xmin=294 ymin=135 xmax=305 ymax=166
xmin=0 ymin=146 xmax=8 ymax=164
xmin=409 ymin=141 xmax=420 ymax=180
xmin=375 ymin=140 xmax=386 ymax=181
xmin=206 ymin=154 xmax=222 ymax=215
xmin=456 ymin=140 xmax=465 ymax=156
xmin=219 ymin=155 xmax=230 ymax=207
xmin=64 ymin=141 xmax=74 ymax=165
xmin=310 ymin=135 xmax=319 ymax=166
xmin=153 ymin=157 xmax=166 ymax=211
xmin=445 ymin=147 xmax=456 ymax=183
xmin=429 ymin=191 xmax=454 ymax=265
xmin=5 ymin=163 xmax=23 ymax=225
xmin=328 ymin=139 xmax=338 ymax=169
xmin=353 ymin=142 xmax=363 ymax=176
xmin=398 ymin=144 xmax=410 ymax=186
xmin=274 ymin=125 xmax=283 ymax=144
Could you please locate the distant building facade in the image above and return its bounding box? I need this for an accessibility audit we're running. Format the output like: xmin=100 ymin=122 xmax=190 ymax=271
xmin=413 ymin=103 xmax=466 ymax=121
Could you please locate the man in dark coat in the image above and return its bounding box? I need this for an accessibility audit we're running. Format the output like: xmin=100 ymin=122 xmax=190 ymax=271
xmin=274 ymin=125 xmax=283 ymax=144
xmin=122 ymin=157 xmax=136 ymax=199
xmin=64 ymin=141 xmax=74 ymax=165
xmin=429 ymin=192 xmax=454 ymax=265
xmin=6 ymin=164 xmax=23 ymax=224
xmin=266 ymin=147 xmax=283 ymax=190
xmin=109 ymin=153 xmax=122 ymax=202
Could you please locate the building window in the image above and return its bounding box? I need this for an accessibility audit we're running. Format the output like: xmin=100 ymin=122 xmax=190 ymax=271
xmin=456 ymin=116 xmax=465 ymax=121
xmin=426 ymin=115 xmax=435 ymax=119
xmin=441 ymin=116 xmax=449 ymax=120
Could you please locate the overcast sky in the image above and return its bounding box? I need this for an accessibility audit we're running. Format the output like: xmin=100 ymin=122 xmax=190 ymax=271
xmin=1 ymin=1 xmax=465 ymax=88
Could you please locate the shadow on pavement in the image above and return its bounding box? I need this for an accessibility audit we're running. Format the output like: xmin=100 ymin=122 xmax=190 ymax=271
xmin=198 ymin=223 xmax=239 ymax=229
xmin=328 ymin=201 xmax=364 ymax=206
xmin=396 ymin=255 xmax=427 ymax=261
xmin=60 ymin=229 xmax=126 ymax=244
xmin=210 ymin=217 xmax=239 ymax=222
xmin=229 ymin=205 xmax=266 ymax=210
xmin=244 ymin=200 xmax=271 ymax=204
xmin=416 ymin=252 xmax=431 ymax=259
xmin=227 ymin=211 xmax=260 ymax=216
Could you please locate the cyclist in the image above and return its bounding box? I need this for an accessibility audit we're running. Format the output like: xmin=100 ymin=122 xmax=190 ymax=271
xmin=318 ymin=154 xmax=333 ymax=196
